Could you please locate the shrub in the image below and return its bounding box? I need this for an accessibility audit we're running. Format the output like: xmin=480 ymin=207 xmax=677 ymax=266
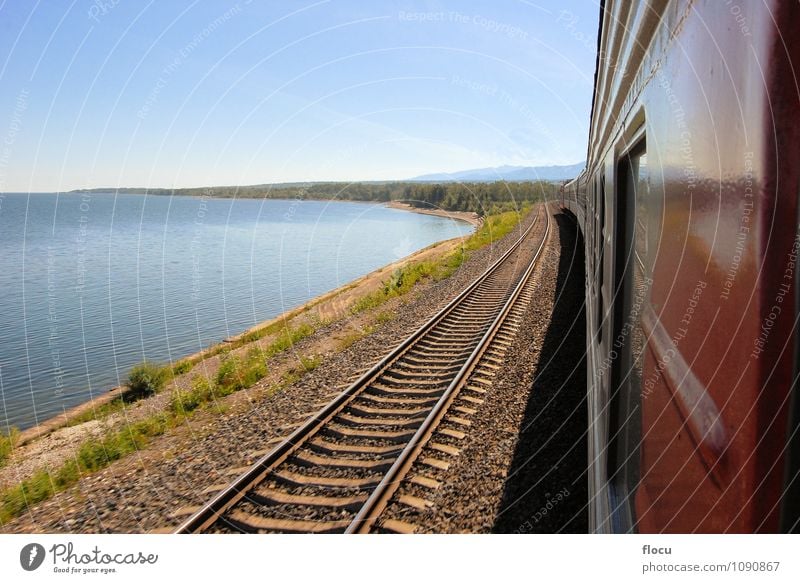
xmin=215 ymin=348 xmax=268 ymax=395
xmin=93 ymin=417 xmax=166 ymax=467
xmin=0 ymin=470 xmax=54 ymax=522
xmin=337 ymin=325 xmax=375 ymax=351
xmin=215 ymin=354 xmax=246 ymax=394
xmin=243 ymin=347 xmax=268 ymax=385
xmin=299 ymin=355 xmax=320 ymax=371
xmin=173 ymin=350 xmax=269 ymax=418
xmin=125 ymin=362 xmax=170 ymax=400
xmin=66 ymin=398 xmax=125 ymax=427
xmin=375 ymin=311 xmax=395 ymax=324
xmin=435 ymin=249 xmax=466 ymax=280
xmin=265 ymin=324 xmax=315 ymax=357
xmin=171 ymin=376 xmax=216 ymax=416
xmin=171 ymin=359 xmax=194 ymax=376
xmin=350 ymin=292 xmax=386 ymax=313
xmin=0 ymin=415 xmax=169 ymax=524
xmin=0 ymin=428 xmax=19 ymax=467
xmin=75 ymin=416 xmax=168 ymax=473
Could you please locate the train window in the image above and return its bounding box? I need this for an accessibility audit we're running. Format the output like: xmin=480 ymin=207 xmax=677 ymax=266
xmin=596 ymin=175 xmax=605 ymax=339
xmin=608 ymin=140 xmax=650 ymax=532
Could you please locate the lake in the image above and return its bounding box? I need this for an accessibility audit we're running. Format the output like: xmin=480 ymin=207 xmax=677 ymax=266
xmin=0 ymin=193 xmax=472 ymax=430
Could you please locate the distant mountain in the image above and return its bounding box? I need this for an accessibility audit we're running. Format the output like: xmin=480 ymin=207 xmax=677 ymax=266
xmin=410 ymin=162 xmax=584 ymax=182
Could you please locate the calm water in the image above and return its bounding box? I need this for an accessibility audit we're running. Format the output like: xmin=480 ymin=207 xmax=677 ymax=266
xmin=0 ymin=193 xmax=471 ymax=430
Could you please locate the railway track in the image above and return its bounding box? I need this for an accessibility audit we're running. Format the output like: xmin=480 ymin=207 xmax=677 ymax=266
xmin=175 ymin=205 xmax=551 ymax=534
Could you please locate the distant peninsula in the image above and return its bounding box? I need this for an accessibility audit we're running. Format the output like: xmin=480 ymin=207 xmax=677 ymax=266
xmin=67 ymin=174 xmax=569 ymax=215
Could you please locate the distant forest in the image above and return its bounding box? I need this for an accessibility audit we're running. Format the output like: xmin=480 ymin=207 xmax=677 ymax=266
xmin=72 ymin=180 xmax=561 ymax=215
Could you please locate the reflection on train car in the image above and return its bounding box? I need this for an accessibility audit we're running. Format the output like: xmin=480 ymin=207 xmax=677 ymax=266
xmin=565 ymin=0 xmax=800 ymax=533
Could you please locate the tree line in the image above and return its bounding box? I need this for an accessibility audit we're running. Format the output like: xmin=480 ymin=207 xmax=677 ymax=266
xmin=72 ymin=180 xmax=560 ymax=216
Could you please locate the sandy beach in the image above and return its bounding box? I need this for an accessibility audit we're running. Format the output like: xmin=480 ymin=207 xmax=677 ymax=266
xmin=385 ymin=200 xmax=482 ymax=228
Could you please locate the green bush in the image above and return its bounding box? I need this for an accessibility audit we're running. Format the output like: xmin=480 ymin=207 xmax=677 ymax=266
xmin=375 ymin=311 xmax=395 ymax=324
xmin=336 ymin=325 xmax=375 ymax=351
xmin=435 ymin=249 xmax=466 ymax=280
xmin=0 ymin=470 xmax=54 ymax=522
xmin=351 ymin=292 xmax=386 ymax=313
xmin=66 ymin=399 xmax=125 ymax=427
xmin=173 ymin=350 xmax=269 ymax=417
xmin=265 ymin=324 xmax=315 ymax=357
xmin=215 ymin=354 xmax=243 ymax=394
xmin=171 ymin=359 xmax=194 ymax=376
xmin=351 ymin=260 xmax=440 ymax=315
xmin=74 ymin=416 xmax=168 ymax=474
xmin=299 ymin=355 xmax=320 ymax=371
xmin=215 ymin=348 xmax=268 ymax=395
xmin=125 ymin=362 xmax=170 ymax=400
xmin=0 ymin=415 xmax=169 ymax=524
xmin=171 ymin=376 xmax=216 ymax=415
xmin=243 ymin=348 xmax=268 ymax=384
xmin=0 ymin=428 xmax=19 ymax=467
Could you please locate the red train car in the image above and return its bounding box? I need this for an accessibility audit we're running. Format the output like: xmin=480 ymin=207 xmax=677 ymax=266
xmin=567 ymin=0 xmax=800 ymax=532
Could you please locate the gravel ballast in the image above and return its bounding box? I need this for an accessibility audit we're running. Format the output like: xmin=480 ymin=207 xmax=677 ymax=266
xmin=379 ymin=210 xmax=588 ymax=533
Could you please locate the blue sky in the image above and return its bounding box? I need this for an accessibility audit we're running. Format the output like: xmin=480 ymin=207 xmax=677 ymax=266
xmin=0 ymin=0 xmax=599 ymax=191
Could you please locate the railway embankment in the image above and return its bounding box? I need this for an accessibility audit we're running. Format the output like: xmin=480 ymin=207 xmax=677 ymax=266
xmin=0 ymin=204 xmax=534 ymax=533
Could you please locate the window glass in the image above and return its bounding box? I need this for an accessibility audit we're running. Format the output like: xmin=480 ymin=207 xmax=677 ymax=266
xmin=610 ymin=143 xmax=650 ymax=531
xmin=596 ymin=176 xmax=606 ymax=338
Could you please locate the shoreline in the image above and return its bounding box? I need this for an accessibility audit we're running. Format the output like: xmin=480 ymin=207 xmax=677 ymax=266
xmin=0 ymin=206 xmax=540 ymax=533
xmin=14 ymin=203 xmax=476 ymax=446
xmin=384 ymin=201 xmax=482 ymax=228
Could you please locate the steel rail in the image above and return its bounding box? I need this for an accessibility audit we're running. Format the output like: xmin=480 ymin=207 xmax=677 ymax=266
xmin=175 ymin=207 xmax=541 ymax=534
xmin=346 ymin=207 xmax=551 ymax=533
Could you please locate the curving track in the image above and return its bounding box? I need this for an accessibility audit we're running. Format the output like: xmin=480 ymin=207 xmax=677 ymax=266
xmin=175 ymin=205 xmax=551 ymax=534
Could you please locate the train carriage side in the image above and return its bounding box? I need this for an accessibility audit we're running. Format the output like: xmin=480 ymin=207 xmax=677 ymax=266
xmin=582 ymin=0 xmax=800 ymax=533
xmin=561 ymin=175 xmax=588 ymax=229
